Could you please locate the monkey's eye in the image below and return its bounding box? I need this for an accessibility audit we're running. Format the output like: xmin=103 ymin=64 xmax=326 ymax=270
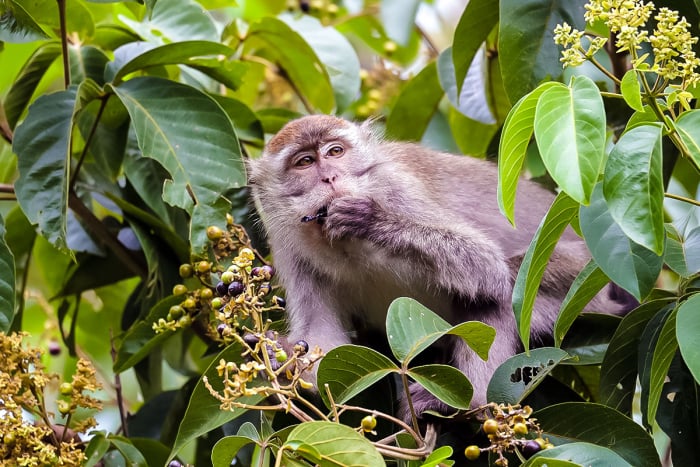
xmin=294 ymin=155 xmax=315 ymax=167
xmin=326 ymin=145 xmax=344 ymax=157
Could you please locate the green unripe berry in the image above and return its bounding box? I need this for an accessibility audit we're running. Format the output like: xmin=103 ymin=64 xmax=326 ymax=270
xmin=221 ymin=270 xmax=235 ymax=284
xmin=59 ymin=382 xmax=73 ymax=396
xmin=179 ymin=264 xmax=193 ymax=278
xmin=513 ymin=422 xmax=528 ymax=435
xmin=169 ymin=305 xmax=184 ymax=319
xmin=178 ymin=315 xmax=193 ymax=327
xmin=200 ymin=288 xmax=213 ymax=300
xmin=57 ymin=400 xmax=71 ymax=415
xmin=211 ymin=297 xmax=223 ymax=309
xmin=206 ymin=225 xmax=223 ymax=241
xmin=173 ymin=284 xmax=188 ymax=296
xmin=182 ymin=298 xmax=196 ymax=309
xmin=483 ymin=418 xmax=498 ymax=434
xmin=3 ymin=432 xmax=16 ymax=446
xmin=361 ymin=415 xmax=377 ymax=432
xmin=464 ymin=445 xmax=480 ymax=461
xmin=275 ymin=349 xmax=288 ymax=362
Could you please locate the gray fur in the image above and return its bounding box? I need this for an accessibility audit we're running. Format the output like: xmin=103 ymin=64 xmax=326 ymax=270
xmin=248 ymin=115 xmax=629 ymax=413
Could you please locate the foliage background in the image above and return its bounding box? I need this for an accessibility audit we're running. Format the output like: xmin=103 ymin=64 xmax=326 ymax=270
xmin=1 ymin=0 xmax=699 ymax=465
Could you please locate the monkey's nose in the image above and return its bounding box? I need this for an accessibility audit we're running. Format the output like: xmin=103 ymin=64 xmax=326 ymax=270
xmin=321 ymin=175 xmax=337 ymax=184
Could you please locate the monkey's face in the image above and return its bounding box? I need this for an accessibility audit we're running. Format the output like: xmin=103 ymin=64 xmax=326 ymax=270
xmin=249 ymin=116 xmax=380 ymax=230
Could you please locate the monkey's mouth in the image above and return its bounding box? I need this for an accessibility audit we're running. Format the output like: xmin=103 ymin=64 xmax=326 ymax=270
xmin=301 ymin=206 xmax=328 ymax=224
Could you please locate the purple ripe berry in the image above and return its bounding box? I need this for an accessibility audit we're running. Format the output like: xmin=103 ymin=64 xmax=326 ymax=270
xmin=217 ymin=323 xmax=227 ymax=336
xmin=261 ymin=265 xmax=275 ymax=279
xmin=522 ymin=440 xmax=542 ymax=458
xmin=48 ymin=341 xmax=61 ymax=356
xmin=168 ymin=461 xmax=183 ymax=467
xmin=243 ymin=333 xmax=259 ymax=346
xmin=228 ymin=281 xmax=245 ymax=296
xmin=294 ymin=340 xmax=309 ymax=355
xmin=216 ymin=281 xmax=228 ymax=296
xmin=273 ymin=296 xmax=286 ymax=307
xmin=251 ymin=266 xmax=262 ymax=278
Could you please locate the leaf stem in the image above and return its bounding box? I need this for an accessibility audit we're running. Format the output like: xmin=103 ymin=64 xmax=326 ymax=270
xmin=664 ymin=192 xmax=700 ymax=207
xmin=56 ymin=0 xmax=70 ymax=88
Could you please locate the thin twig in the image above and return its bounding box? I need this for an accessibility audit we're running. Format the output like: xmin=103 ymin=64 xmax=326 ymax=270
xmin=665 ymin=192 xmax=700 ymax=207
xmin=56 ymin=0 xmax=70 ymax=88
xmin=110 ymin=329 xmax=129 ymax=437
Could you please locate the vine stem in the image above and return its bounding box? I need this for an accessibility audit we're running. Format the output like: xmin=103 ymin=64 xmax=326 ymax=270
xmin=56 ymin=0 xmax=70 ymax=88
xmin=665 ymin=192 xmax=700 ymax=207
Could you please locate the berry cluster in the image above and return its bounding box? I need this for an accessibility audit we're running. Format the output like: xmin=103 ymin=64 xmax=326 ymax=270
xmin=464 ymin=404 xmax=552 ymax=465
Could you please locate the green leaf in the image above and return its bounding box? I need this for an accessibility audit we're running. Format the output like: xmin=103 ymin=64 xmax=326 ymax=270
xmin=246 ymin=17 xmax=334 ymax=113
xmin=386 ymin=61 xmax=442 ymax=141
xmin=535 ymin=402 xmax=661 ymax=467
xmin=603 ymin=123 xmax=665 ymax=255
xmin=170 ymin=342 xmax=263 ymax=461
xmin=13 ymin=87 xmax=76 ymax=251
xmin=513 ymin=192 xmax=579 ymax=350
xmin=675 ymin=109 xmax=700 ymax=169
xmin=280 ymin=14 xmax=361 ymax=112
xmin=336 ymin=15 xmax=420 ymax=66
xmin=408 ymin=364 xmax=472 ymax=409
xmin=452 ymin=0 xmax=499 ymax=97
xmin=448 ymin=321 xmax=495 ymax=361
xmin=420 ymin=446 xmax=454 ymax=467
xmin=209 ymin=95 xmax=264 ymax=146
xmin=560 ymin=313 xmax=621 ymax=366
xmin=677 ymin=293 xmax=700 ymax=384
xmin=119 ymin=0 xmax=218 ymax=43
xmin=212 ymin=436 xmax=257 ymax=467
xmin=620 ymin=70 xmax=644 ymax=112
xmin=68 ymin=44 xmax=109 ymax=85
xmin=599 ymin=299 xmax=675 ymax=414
xmin=534 ymin=75 xmax=606 ymax=205
xmin=109 ymin=436 xmax=148 ymax=467
xmin=2 ymin=41 xmax=61 ymax=129
xmin=499 ymin=0 xmax=584 ymax=102
xmin=663 ymin=224 xmax=700 ymax=277
xmin=579 ymin=184 xmax=663 ymax=300
xmin=108 ymin=77 xmax=245 ymax=251
xmin=0 ymin=214 xmax=15 ymax=332
xmin=84 ymin=432 xmax=110 ymax=467
xmin=448 ymin=107 xmax=498 ymax=157
xmin=317 ymin=344 xmax=398 ymax=408
xmin=525 ymin=442 xmax=630 ymax=467
xmin=379 ymin=0 xmax=420 ymax=46
xmin=486 ymin=347 xmax=569 ymax=404
xmin=497 ymin=82 xmax=560 ymax=224
xmin=0 ymin=0 xmax=49 ymax=42
xmin=647 ymin=306 xmax=678 ymax=425
xmin=285 ymin=421 xmax=385 ymax=467
xmin=554 ymin=260 xmax=610 ymax=346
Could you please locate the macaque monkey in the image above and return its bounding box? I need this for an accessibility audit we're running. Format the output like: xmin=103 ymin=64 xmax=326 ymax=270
xmin=247 ymin=115 xmax=632 ymax=415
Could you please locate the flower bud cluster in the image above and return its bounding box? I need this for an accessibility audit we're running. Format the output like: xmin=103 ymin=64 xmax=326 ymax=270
xmin=555 ymin=0 xmax=700 ymax=89
xmin=0 ymin=332 xmax=102 ymax=466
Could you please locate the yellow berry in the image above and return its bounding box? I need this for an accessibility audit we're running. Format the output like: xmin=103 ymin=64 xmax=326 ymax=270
xmin=207 ymin=225 xmax=223 ymax=241
xmin=182 ymin=298 xmax=196 ymax=309
xmin=383 ymin=40 xmax=398 ymax=54
xmin=197 ymin=261 xmax=211 ymax=273
xmin=361 ymin=415 xmax=377 ymax=432
xmin=173 ymin=284 xmax=188 ymax=296
xmin=513 ymin=422 xmax=528 ymax=435
xmin=3 ymin=432 xmax=15 ymax=446
xmin=59 ymin=382 xmax=73 ymax=396
xmin=179 ymin=264 xmax=193 ymax=278
xmin=464 ymin=445 xmax=480 ymax=461
xmin=367 ymin=89 xmax=382 ymax=101
xmin=57 ymin=400 xmax=71 ymax=415
xmin=200 ymin=288 xmax=213 ymax=300
xmin=483 ymin=418 xmax=498 ymax=434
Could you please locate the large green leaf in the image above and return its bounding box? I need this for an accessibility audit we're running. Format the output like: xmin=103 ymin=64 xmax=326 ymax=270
xmin=497 ymin=82 xmax=560 ymax=224
xmin=13 ymin=87 xmax=76 ymax=251
xmin=169 ymin=342 xmax=263 ymax=462
xmin=677 ymin=293 xmax=700 ymax=384
xmin=499 ymin=0 xmax=584 ymax=102
xmin=664 ymin=224 xmax=700 ymax=277
xmin=0 ymin=214 xmax=16 ymax=332
xmin=379 ymin=0 xmax=420 ymax=46
xmin=675 ymin=109 xmax=700 ymax=169
xmin=599 ymin=299 xmax=675 ymax=414
xmin=554 ymin=260 xmax=610 ymax=346
xmin=513 ymin=192 xmax=579 ymax=350
xmin=452 ymin=0 xmax=499 ymax=97
xmin=109 ymin=77 xmax=245 ymax=251
xmin=580 ymin=184 xmax=663 ymax=300
xmin=119 ymin=0 xmax=218 ymax=43
xmin=386 ymin=61 xmax=442 ymax=141
xmin=211 ymin=436 xmax=257 ymax=467
xmin=603 ymin=123 xmax=665 ymax=254
xmin=0 ymin=0 xmax=49 ymax=42
xmin=68 ymin=44 xmax=109 ymax=85
xmin=486 ymin=347 xmax=569 ymax=404
xmin=317 ymin=344 xmax=397 ymax=408
xmin=534 ymin=75 xmax=606 ymax=205
xmin=646 ymin=305 xmax=678 ymax=426
xmin=407 ymin=364 xmax=472 ymax=409
xmin=280 ymin=14 xmax=361 ymax=112
xmin=335 ymin=15 xmax=420 ymax=66
xmin=385 ymin=297 xmax=494 ymax=365
xmin=2 ymin=41 xmax=61 ymax=129
xmin=525 ymin=443 xmax=630 ymax=467
xmin=246 ymin=17 xmax=334 ymax=113
xmin=535 ymin=402 xmax=661 ymax=467
xmin=284 ymin=421 xmax=385 ymax=467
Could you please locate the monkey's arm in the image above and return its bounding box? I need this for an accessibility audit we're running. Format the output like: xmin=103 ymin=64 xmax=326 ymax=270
xmin=324 ymin=196 xmax=512 ymax=303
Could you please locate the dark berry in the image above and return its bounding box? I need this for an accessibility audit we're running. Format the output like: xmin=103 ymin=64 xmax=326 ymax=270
xmin=261 ymin=265 xmax=275 ymax=279
xmin=294 ymin=340 xmax=309 ymax=355
xmin=228 ymin=281 xmax=245 ymax=296
xmin=243 ymin=333 xmax=259 ymax=346
xmin=522 ymin=440 xmax=542 ymax=458
xmin=217 ymin=323 xmax=227 ymax=336
xmin=168 ymin=461 xmax=183 ymax=467
xmin=258 ymin=282 xmax=271 ymax=296
xmin=300 ymin=0 xmax=310 ymax=12
xmin=250 ymin=266 xmax=262 ymax=278
xmin=216 ymin=281 xmax=228 ymax=296
xmin=273 ymin=296 xmax=286 ymax=307
xmin=48 ymin=341 xmax=61 ymax=356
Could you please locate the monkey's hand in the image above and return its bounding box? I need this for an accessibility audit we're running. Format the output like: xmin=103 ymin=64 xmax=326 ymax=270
xmin=322 ymin=196 xmax=378 ymax=241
